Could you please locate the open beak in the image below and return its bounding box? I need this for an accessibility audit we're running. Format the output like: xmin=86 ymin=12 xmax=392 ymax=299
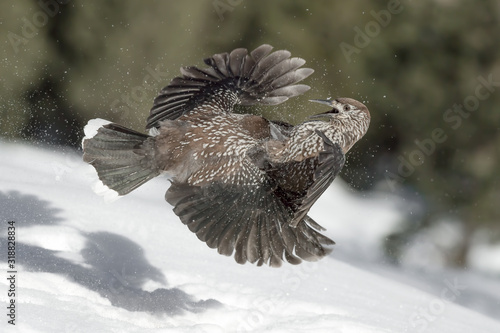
xmin=308 ymin=99 xmax=339 ymax=119
xmin=309 ymin=99 xmax=334 ymax=107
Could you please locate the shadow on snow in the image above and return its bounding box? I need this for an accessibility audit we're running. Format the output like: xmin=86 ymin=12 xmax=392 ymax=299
xmin=0 ymin=190 xmax=220 ymax=315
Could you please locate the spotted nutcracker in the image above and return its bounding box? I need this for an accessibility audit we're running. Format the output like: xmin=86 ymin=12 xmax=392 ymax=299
xmin=82 ymin=44 xmax=370 ymax=267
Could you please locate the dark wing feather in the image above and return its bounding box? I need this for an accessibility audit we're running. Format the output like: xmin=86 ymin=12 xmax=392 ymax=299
xmin=165 ymin=178 xmax=333 ymax=267
xmin=289 ymin=131 xmax=345 ymax=227
xmin=147 ymin=44 xmax=313 ymax=129
xmin=257 ymin=130 xmax=345 ymax=228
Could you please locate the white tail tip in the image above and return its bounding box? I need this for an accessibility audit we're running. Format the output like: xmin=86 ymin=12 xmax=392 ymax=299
xmin=82 ymin=118 xmax=112 ymax=144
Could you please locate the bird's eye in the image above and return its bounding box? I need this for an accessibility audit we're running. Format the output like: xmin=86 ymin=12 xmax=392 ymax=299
xmin=343 ymin=105 xmax=350 ymax=112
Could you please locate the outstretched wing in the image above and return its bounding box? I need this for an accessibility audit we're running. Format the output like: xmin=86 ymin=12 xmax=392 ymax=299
xmin=289 ymin=131 xmax=345 ymax=227
xmin=147 ymin=44 xmax=313 ymax=129
xmin=258 ymin=130 xmax=345 ymax=227
xmin=165 ymin=162 xmax=334 ymax=267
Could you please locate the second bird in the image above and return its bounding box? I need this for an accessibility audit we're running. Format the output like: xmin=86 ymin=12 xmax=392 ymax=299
xmin=82 ymin=44 xmax=371 ymax=267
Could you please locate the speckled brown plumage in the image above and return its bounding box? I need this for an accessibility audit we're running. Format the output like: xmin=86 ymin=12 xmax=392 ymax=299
xmin=82 ymin=44 xmax=370 ymax=267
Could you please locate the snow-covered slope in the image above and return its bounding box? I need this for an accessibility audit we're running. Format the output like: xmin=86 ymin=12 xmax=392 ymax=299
xmin=1 ymin=141 xmax=499 ymax=332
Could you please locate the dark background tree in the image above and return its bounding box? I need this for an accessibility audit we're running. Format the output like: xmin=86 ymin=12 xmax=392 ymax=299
xmin=1 ymin=0 xmax=498 ymax=268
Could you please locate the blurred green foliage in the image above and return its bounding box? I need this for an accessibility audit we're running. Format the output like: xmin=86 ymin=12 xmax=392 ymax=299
xmin=1 ymin=0 xmax=499 ymax=265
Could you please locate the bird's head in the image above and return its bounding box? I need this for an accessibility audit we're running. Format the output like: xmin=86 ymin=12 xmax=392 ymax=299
xmin=308 ymin=97 xmax=370 ymax=121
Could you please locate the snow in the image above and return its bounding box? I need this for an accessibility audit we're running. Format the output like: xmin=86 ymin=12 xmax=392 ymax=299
xmin=467 ymin=230 xmax=500 ymax=275
xmin=83 ymin=118 xmax=112 ymax=141
xmin=1 ymin=140 xmax=499 ymax=332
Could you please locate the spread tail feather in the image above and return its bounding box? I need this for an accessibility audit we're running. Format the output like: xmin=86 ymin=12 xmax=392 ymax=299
xmin=82 ymin=119 xmax=161 ymax=195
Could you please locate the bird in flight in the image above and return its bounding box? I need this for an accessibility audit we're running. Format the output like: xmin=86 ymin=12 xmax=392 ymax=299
xmin=83 ymin=44 xmax=370 ymax=267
